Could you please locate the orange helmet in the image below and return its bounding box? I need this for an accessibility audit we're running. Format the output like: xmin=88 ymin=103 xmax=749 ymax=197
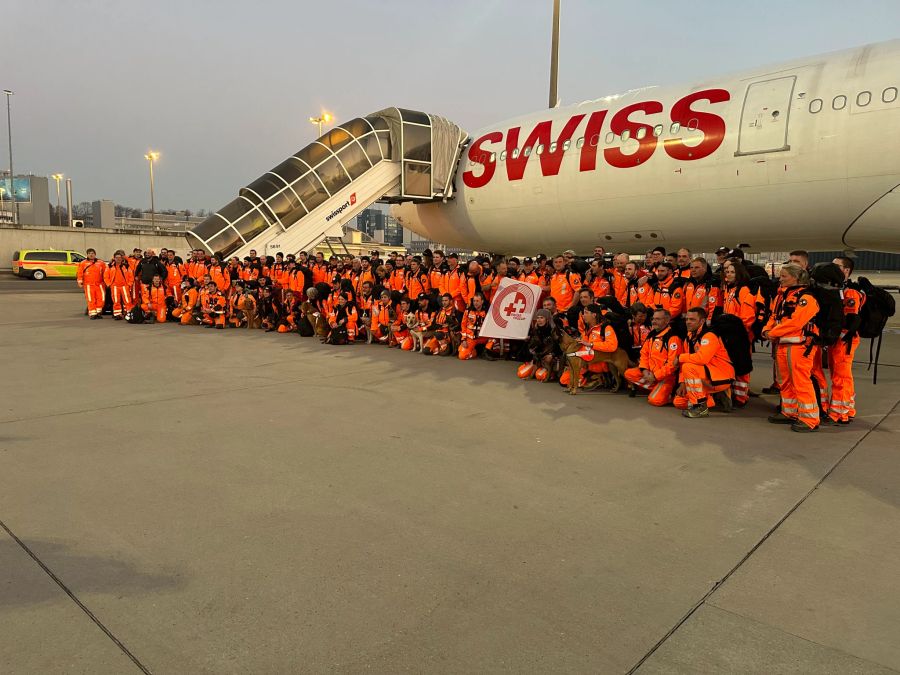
xmin=517 ymin=362 xmax=536 ymax=379
xmin=401 ymin=336 xmax=415 ymax=351
xmin=535 ymin=367 xmax=550 ymax=382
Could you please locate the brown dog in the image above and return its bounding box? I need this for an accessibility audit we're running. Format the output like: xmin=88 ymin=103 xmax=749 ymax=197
xmin=558 ymin=330 xmax=634 ymax=395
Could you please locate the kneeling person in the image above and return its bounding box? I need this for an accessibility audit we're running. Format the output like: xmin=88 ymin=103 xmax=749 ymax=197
xmin=624 ymin=309 xmax=682 ymax=405
xmin=674 ymin=307 xmax=735 ymax=418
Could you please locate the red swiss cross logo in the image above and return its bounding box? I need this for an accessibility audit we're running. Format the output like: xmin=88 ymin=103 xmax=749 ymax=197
xmin=490 ymin=282 xmax=536 ymax=329
xmin=350 ymin=193 xmax=357 ymax=205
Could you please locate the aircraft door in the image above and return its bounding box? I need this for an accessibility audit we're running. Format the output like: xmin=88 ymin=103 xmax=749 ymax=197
xmin=736 ymin=76 xmax=796 ymax=155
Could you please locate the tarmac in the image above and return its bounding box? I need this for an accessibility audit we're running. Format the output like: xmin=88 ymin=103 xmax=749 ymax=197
xmin=0 ymin=277 xmax=898 ymax=674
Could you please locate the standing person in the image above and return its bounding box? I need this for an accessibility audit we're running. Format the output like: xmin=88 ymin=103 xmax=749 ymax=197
xmin=164 ymin=250 xmax=184 ymax=303
xmin=827 ymin=256 xmax=864 ymax=425
xmin=208 ymin=257 xmax=230 ymax=293
xmin=77 ymin=248 xmax=108 ymax=319
xmin=762 ymin=263 xmax=820 ymax=432
xmin=721 ymin=259 xmax=756 ymax=406
xmin=683 ymin=256 xmax=719 ymax=319
xmin=136 ymin=249 xmax=167 ymax=292
xmin=649 ymin=261 xmax=685 ymax=319
xmin=675 ymin=248 xmax=692 ymax=278
xmin=104 ymin=250 xmax=134 ymax=320
xmin=543 ymin=255 xmax=582 ymax=312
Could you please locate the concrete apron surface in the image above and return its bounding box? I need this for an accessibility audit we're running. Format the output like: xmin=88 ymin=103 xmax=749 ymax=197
xmin=0 ymin=292 xmax=898 ymax=674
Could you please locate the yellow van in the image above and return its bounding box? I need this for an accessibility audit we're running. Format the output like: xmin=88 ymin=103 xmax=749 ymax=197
xmin=12 ymin=249 xmax=86 ymax=280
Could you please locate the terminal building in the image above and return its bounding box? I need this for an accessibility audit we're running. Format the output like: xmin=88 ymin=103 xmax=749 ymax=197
xmin=0 ymin=174 xmax=50 ymax=226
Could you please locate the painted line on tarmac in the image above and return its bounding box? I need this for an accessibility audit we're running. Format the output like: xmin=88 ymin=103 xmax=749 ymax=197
xmin=626 ymin=398 xmax=900 ymax=674
xmin=0 ymin=518 xmax=152 ymax=674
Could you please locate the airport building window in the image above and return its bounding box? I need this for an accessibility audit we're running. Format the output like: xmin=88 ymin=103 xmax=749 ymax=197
xmin=856 ymin=91 xmax=871 ymax=107
xmin=653 ymin=124 xmax=664 ymax=137
xmin=809 ymin=98 xmax=823 ymax=113
xmin=833 ymin=95 xmax=847 ymax=110
xmin=670 ymin=122 xmax=681 ymax=134
xmin=884 ymin=87 xmax=898 ymax=103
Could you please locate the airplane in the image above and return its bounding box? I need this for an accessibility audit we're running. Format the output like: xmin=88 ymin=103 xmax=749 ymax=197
xmin=188 ymin=40 xmax=900 ymax=259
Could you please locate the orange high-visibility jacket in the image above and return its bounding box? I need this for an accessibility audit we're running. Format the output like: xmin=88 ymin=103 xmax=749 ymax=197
xmin=550 ymin=271 xmax=582 ymax=311
xmin=77 ymin=259 xmax=107 ymax=286
xmin=650 ymin=277 xmax=685 ymax=317
xmin=638 ymin=326 xmax=682 ymax=380
xmin=722 ymin=284 xmax=756 ymax=336
xmin=764 ymin=286 xmax=820 ymax=343
xmin=680 ymin=329 xmax=735 ymax=383
xmin=104 ymin=263 xmax=133 ymax=288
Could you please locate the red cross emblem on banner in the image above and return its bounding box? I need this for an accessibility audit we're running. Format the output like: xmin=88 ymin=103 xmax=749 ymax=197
xmin=504 ymin=293 xmax=528 ymax=317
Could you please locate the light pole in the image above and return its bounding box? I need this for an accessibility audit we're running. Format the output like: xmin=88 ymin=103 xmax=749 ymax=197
xmin=3 ymin=89 xmax=16 ymax=224
xmin=308 ymin=112 xmax=333 ymax=138
xmin=51 ymin=173 xmax=64 ymax=226
xmin=144 ymin=151 xmax=159 ymax=228
xmin=548 ymin=0 xmax=560 ymax=108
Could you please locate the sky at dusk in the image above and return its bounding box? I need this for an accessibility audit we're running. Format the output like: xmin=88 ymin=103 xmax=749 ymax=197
xmin=7 ymin=0 xmax=900 ymax=212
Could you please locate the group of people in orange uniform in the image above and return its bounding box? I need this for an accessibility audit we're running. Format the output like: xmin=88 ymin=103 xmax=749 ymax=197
xmin=77 ymin=243 xmax=866 ymax=433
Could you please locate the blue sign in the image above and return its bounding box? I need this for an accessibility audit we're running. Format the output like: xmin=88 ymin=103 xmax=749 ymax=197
xmin=0 ymin=177 xmax=32 ymax=203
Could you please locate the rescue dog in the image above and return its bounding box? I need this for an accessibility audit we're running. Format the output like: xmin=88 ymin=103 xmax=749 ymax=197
xmin=236 ymin=294 xmax=259 ymax=329
xmin=557 ymin=329 xmax=634 ymax=395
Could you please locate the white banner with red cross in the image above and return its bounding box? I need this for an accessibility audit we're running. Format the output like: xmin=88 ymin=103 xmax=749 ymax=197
xmin=480 ymin=277 xmax=542 ymax=340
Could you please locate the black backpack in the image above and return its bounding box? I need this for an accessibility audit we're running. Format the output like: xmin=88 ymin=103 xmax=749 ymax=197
xmin=709 ymin=313 xmax=753 ymax=377
xmin=804 ymin=263 xmax=846 ymax=348
xmin=126 ymin=306 xmax=145 ymax=324
xmin=855 ymin=276 xmax=896 ymax=384
xmin=602 ymin=312 xmax=633 ymax=354
xmin=747 ymin=275 xmax=778 ymax=342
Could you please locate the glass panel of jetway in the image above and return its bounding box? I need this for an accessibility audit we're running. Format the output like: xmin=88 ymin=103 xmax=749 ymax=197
xmin=187 ymin=109 xmax=467 ymax=258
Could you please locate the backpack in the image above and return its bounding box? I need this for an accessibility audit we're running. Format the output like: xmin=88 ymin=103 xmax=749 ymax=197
xmin=126 ymin=306 xmax=145 ymax=324
xmin=855 ymin=276 xmax=896 ymax=384
xmin=747 ymin=274 xmax=778 ymax=343
xmin=602 ymin=312 xmax=633 ymax=355
xmin=802 ymin=263 xmax=846 ymax=349
xmin=709 ymin=313 xmax=753 ymax=377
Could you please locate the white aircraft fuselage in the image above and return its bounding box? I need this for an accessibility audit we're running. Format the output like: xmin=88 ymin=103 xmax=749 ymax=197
xmin=394 ymin=41 xmax=900 ymax=254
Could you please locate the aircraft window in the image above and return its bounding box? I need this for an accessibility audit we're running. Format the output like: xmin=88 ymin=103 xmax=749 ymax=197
xmin=620 ymin=130 xmax=631 ymax=142
xmin=832 ymin=95 xmax=847 ymax=110
xmin=576 ymin=137 xmax=585 ymax=149
xmin=600 ymin=133 xmax=611 ymax=145
xmin=635 ymin=127 xmax=647 ymax=140
xmin=535 ymin=144 xmax=545 ymax=155
xmin=499 ymin=150 xmax=507 ymax=161
xmin=670 ymin=122 xmax=681 ymax=134
xmin=562 ymin=140 xmax=571 ymax=151
xmin=489 ymin=152 xmax=497 ymax=162
xmin=884 ymin=87 xmax=898 ymax=103
xmin=548 ymin=142 xmax=557 ymax=153
xmin=524 ymin=146 xmax=532 ymax=157
xmin=856 ymin=91 xmax=871 ymax=107
xmin=512 ymin=148 xmax=520 ymax=159
xmin=653 ymin=124 xmax=664 ymax=137
xmin=809 ymin=98 xmax=823 ymax=113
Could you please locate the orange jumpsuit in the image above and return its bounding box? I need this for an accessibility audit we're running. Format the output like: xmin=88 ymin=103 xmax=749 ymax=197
xmin=827 ymin=285 xmax=864 ymax=423
xmin=77 ymin=259 xmax=107 ymax=317
xmin=549 ymin=271 xmax=581 ymax=311
xmin=611 ymin=269 xmax=629 ymax=306
xmin=458 ymin=308 xmax=487 ymax=360
xmin=674 ymin=329 xmax=735 ymax=409
xmin=103 ymin=263 xmax=135 ymax=317
xmin=560 ymin=323 xmax=618 ymax=386
xmin=722 ymin=284 xmax=756 ymax=404
xmin=201 ymin=290 xmax=227 ymax=327
xmin=371 ymin=300 xmax=393 ymax=343
xmin=209 ymin=266 xmax=230 ymax=293
xmin=447 ymin=269 xmax=467 ymax=311
xmin=650 ymin=277 xmax=685 ymax=318
xmin=406 ymin=271 xmax=430 ymax=299
xmin=174 ymin=287 xmax=200 ymax=325
xmin=683 ymin=279 xmax=720 ymax=317
xmin=625 ymin=327 xmax=682 ymax=405
xmin=164 ymin=261 xmax=183 ymax=302
xmin=141 ymin=284 xmax=168 ymax=323
xmin=764 ymin=286 xmax=820 ymax=429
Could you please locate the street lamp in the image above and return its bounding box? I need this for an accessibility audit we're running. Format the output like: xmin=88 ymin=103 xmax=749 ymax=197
xmin=3 ymin=89 xmax=16 ymax=224
xmin=309 ymin=112 xmax=333 ymax=138
xmin=144 ymin=150 xmax=160 ymax=228
xmin=51 ymin=173 xmax=64 ymax=226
